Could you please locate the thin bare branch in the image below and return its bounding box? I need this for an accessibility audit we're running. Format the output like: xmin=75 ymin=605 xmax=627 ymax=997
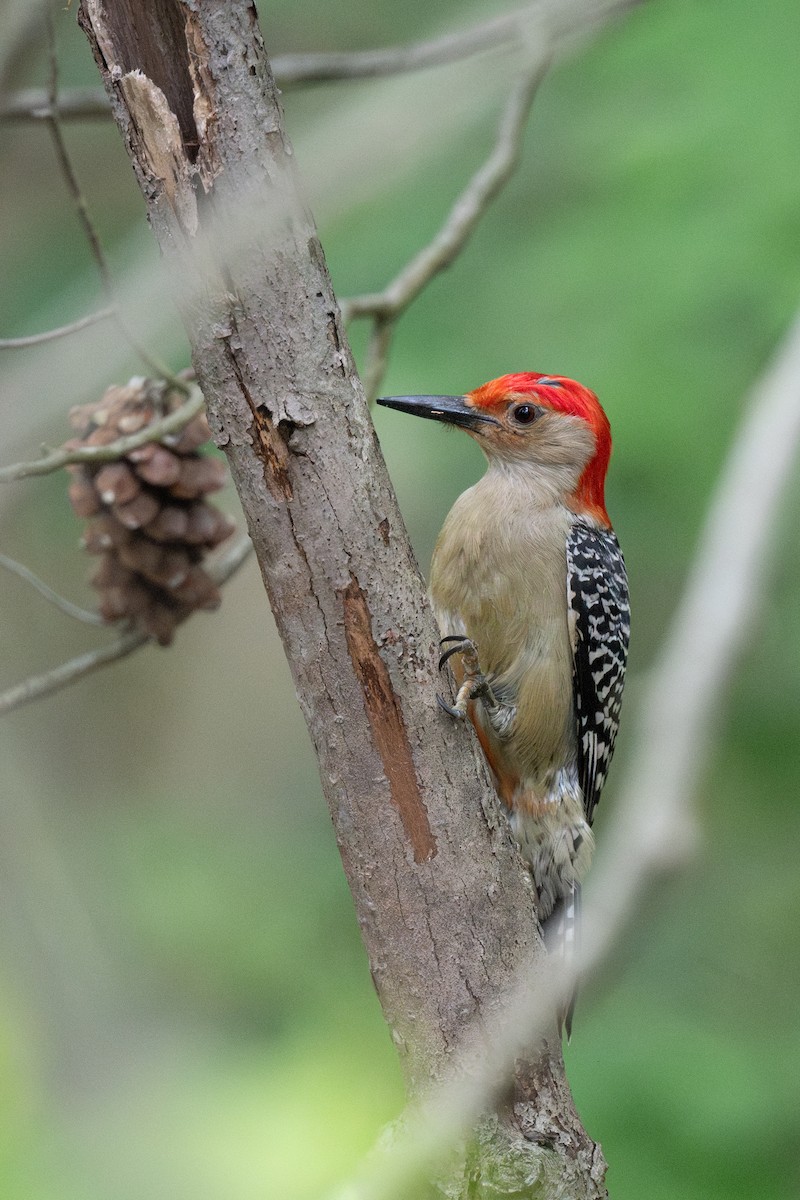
xmin=44 ymin=11 xmax=112 ymax=293
xmin=0 ymin=85 xmax=109 ymax=122
xmin=0 ymin=627 xmax=148 ymax=718
xmin=0 ymin=533 xmax=252 ymax=718
xmin=0 ymin=5 xmax=536 ymax=124
xmin=342 ymin=54 xmax=549 ymax=329
xmin=271 ymin=7 xmax=531 ymax=86
xmin=0 ymin=307 xmax=116 ymax=349
xmin=0 ymin=385 xmax=204 ymax=483
xmin=342 ymin=54 xmax=548 ymax=400
xmin=0 ymin=553 xmax=105 ymax=625
xmin=41 ymin=14 xmax=186 ymax=389
xmin=362 ymin=320 xmax=395 ymax=406
xmin=327 ymin=308 xmax=800 ymax=1200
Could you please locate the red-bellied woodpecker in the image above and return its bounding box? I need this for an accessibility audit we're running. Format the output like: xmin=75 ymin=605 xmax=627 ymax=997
xmin=378 ymin=373 xmax=629 ymax=1030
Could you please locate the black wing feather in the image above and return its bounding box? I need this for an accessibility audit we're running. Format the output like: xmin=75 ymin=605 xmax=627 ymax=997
xmin=566 ymin=522 xmax=630 ymax=825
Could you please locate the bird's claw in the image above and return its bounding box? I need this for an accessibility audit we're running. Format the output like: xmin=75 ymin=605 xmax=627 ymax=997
xmin=437 ymin=635 xmax=494 ymax=718
xmin=436 ymin=693 xmax=464 ymax=719
xmin=438 ymin=641 xmax=468 ymax=672
xmin=438 ymin=635 xmax=479 ymax=673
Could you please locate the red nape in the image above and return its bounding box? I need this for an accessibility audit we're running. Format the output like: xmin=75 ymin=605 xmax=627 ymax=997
xmin=468 ymin=373 xmax=612 ymax=526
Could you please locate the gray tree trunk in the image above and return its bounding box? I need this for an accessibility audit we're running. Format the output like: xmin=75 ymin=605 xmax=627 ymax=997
xmin=77 ymin=3 xmax=606 ymax=1195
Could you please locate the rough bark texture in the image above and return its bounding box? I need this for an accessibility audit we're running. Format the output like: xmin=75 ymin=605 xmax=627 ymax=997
xmin=77 ymin=2 xmax=606 ymax=1195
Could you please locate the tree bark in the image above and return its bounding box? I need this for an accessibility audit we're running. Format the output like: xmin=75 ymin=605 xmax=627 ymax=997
xmin=77 ymin=2 xmax=606 ymax=1194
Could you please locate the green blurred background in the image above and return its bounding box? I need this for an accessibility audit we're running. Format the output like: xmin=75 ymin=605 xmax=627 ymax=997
xmin=1 ymin=1 xmax=799 ymax=1197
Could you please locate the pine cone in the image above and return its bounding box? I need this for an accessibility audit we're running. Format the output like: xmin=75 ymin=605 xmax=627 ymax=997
xmin=66 ymin=377 xmax=235 ymax=645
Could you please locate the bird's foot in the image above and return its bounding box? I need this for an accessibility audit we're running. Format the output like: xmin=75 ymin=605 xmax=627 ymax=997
xmin=437 ymin=636 xmax=496 ymax=719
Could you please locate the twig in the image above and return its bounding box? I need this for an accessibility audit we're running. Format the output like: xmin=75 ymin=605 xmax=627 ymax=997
xmin=342 ymin=54 xmax=548 ymax=399
xmin=42 ymin=13 xmax=186 ymax=390
xmin=0 ymin=553 xmax=105 ymax=625
xmin=0 ymin=628 xmax=148 ymax=718
xmin=0 ymin=385 xmax=204 ymax=483
xmin=0 ymin=86 xmax=110 ymax=122
xmin=0 ymin=533 xmax=253 ymax=718
xmin=0 ymin=307 xmax=116 ymax=349
xmin=342 ymin=53 xmax=549 ymax=337
xmin=1 ymin=0 xmax=645 ymax=123
xmin=362 ymin=320 xmax=395 ymax=406
xmin=44 ymin=11 xmax=112 ymax=293
xmin=0 ymin=6 xmax=536 ymax=125
xmin=271 ymin=8 xmax=530 ymax=86
xmin=324 ymin=308 xmax=800 ymax=1200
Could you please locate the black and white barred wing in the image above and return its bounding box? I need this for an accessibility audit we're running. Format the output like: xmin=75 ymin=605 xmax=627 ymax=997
xmin=566 ymin=522 xmax=630 ymax=825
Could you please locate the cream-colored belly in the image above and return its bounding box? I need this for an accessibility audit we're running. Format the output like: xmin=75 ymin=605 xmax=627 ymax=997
xmin=431 ymin=490 xmax=577 ymax=793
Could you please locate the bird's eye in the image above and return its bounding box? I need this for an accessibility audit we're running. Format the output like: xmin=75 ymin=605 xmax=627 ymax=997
xmin=511 ymin=404 xmax=538 ymax=425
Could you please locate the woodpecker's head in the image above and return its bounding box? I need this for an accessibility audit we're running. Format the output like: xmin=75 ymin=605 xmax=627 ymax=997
xmin=378 ymin=373 xmax=612 ymax=525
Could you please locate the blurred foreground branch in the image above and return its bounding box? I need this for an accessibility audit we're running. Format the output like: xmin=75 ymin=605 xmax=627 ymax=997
xmin=606 ymin=309 xmax=800 ymax=870
xmin=326 ymin=307 xmax=800 ymax=1200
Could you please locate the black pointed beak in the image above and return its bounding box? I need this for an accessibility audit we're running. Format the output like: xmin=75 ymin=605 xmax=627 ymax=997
xmin=376 ymin=394 xmax=498 ymax=430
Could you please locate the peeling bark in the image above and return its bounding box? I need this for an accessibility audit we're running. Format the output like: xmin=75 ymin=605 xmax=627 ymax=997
xmin=77 ymin=1 xmax=606 ymax=1193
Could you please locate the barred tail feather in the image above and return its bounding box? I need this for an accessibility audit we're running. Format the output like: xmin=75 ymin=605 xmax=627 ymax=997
xmin=542 ymin=881 xmax=581 ymax=1040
